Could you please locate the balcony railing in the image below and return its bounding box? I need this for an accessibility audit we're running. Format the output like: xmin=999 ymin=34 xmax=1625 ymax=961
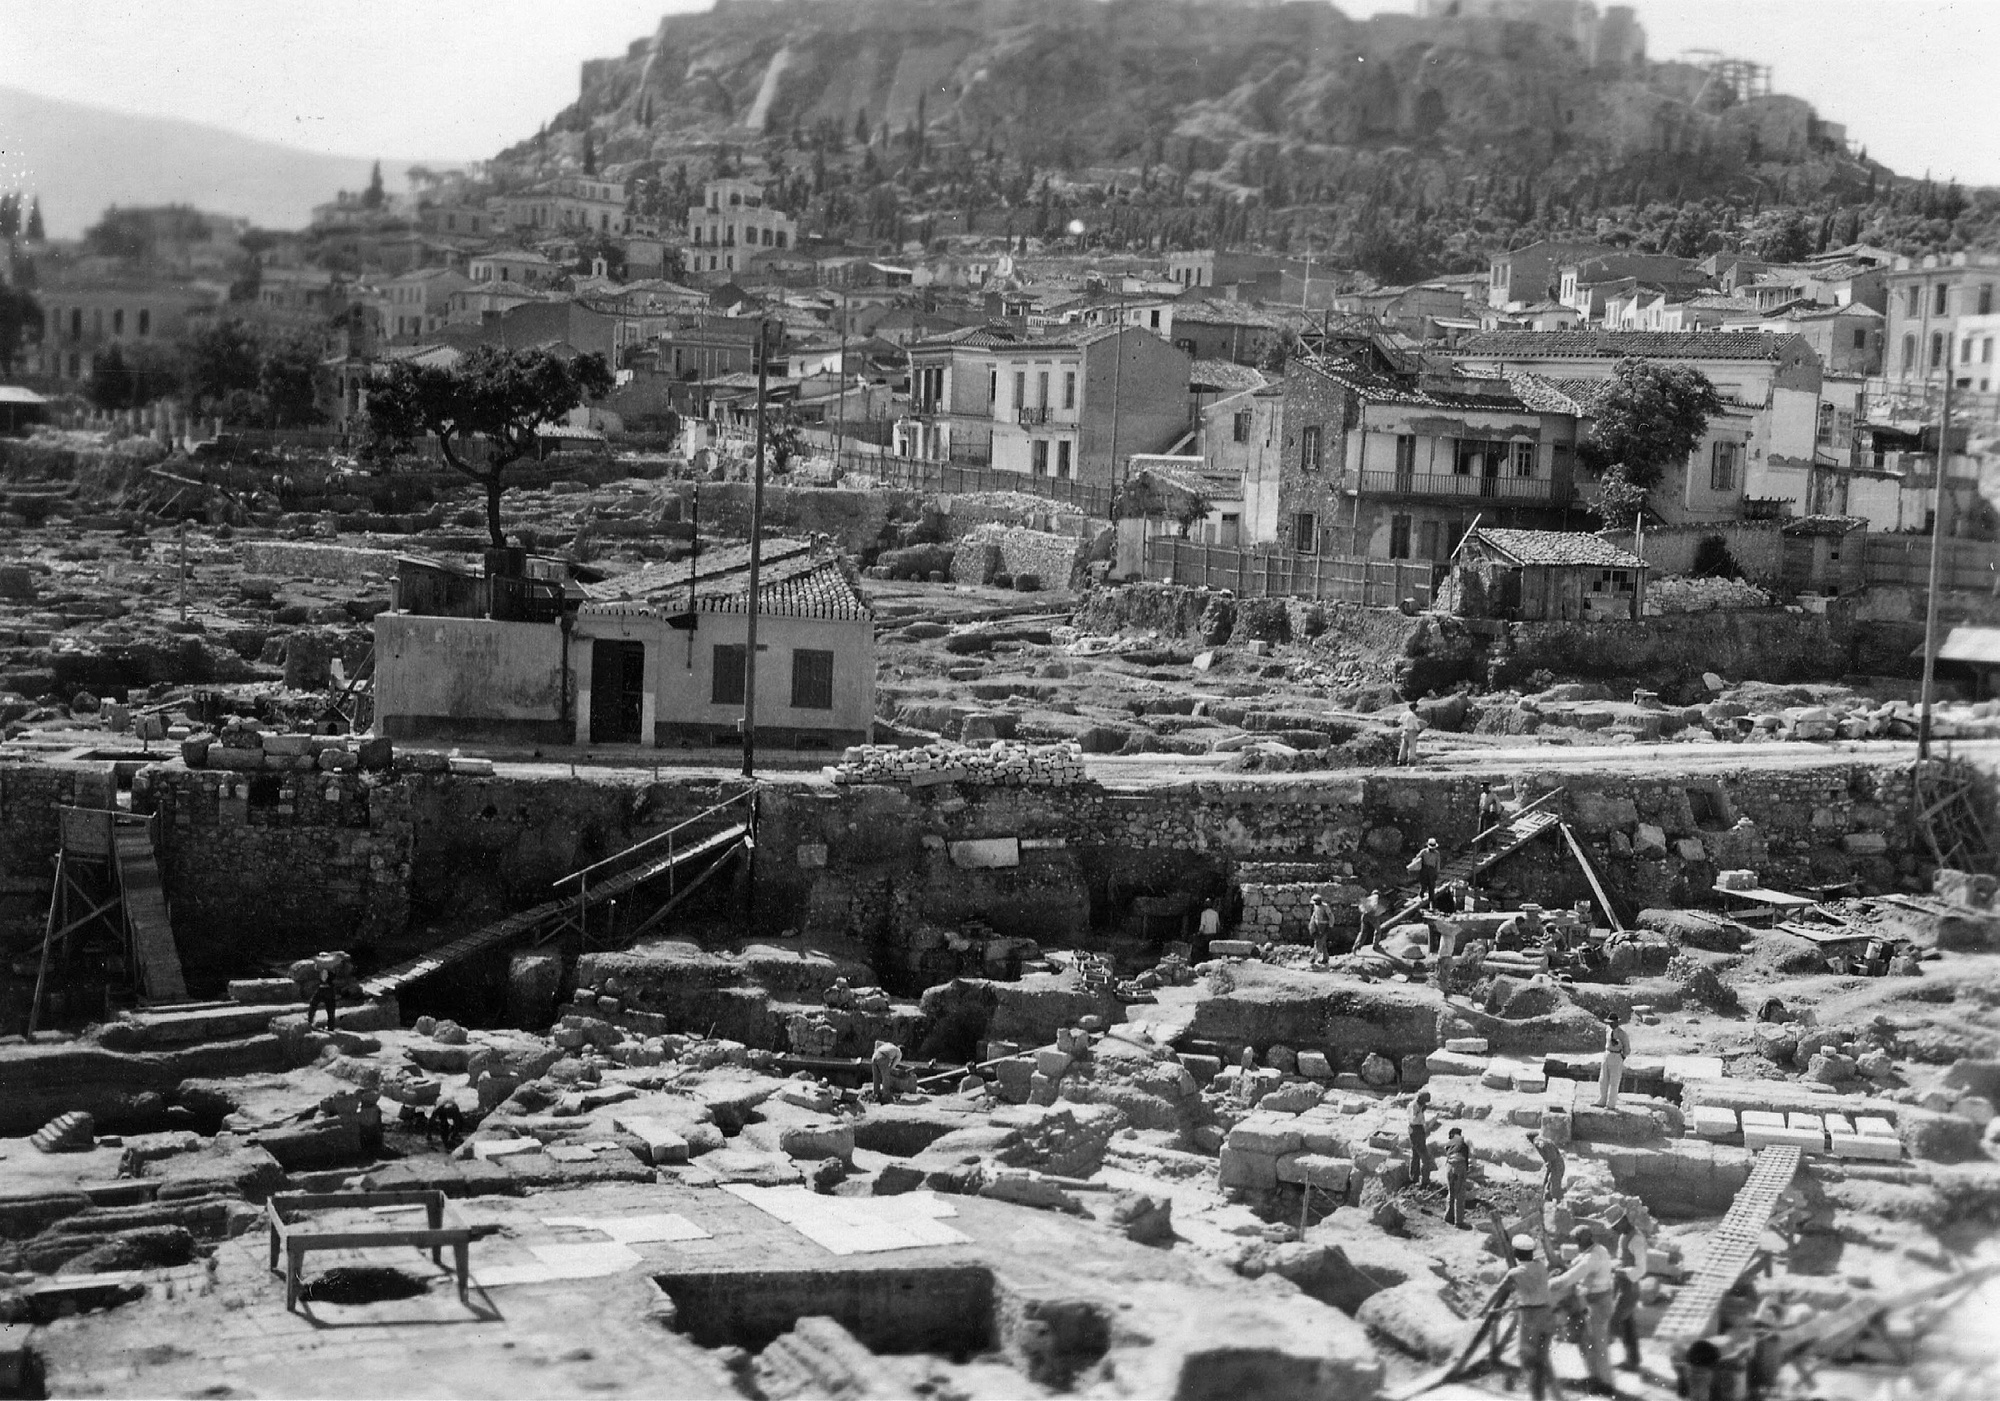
xmin=1018 ymin=406 xmax=1051 ymax=426
xmin=1359 ymin=469 xmax=1571 ymax=503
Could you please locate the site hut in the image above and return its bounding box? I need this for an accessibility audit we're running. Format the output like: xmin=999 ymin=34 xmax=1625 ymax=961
xmin=571 ymin=541 xmax=874 ymax=749
xmin=372 ymin=540 xmax=874 ymax=750
xmin=1933 ymin=626 xmax=2000 ymax=702
xmin=1439 ymin=526 xmax=1648 ymax=622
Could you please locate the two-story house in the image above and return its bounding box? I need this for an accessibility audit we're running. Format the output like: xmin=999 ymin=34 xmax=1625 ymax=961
xmin=685 ymin=178 xmax=797 ymax=277
xmin=496 ymin=176 xmax=630 ymax=238
xmin=1453 ymin=329 xmax=1825 ymax=521
xmin=984 ymin=326 xmax=1191 ymax=490
xmin=1884 ymin=251 xmax=2000 ymax=386
xmin=1199 ymin=381 xmax=1285 ymax=545
xmin=1488 ymin=240 xmax=1611 ymax=311
xmin=28 ymin=279 xmax=224 ymax=383
xmin=1276 ymin=356 xmax=1588 ymax=564
xmin=468 ymin=249 xmax=558 ymax=289
xmin=379 ymin=267 xmax=473 ymax=342
xmin=899 ymin=325 xmax=1015 ymax=464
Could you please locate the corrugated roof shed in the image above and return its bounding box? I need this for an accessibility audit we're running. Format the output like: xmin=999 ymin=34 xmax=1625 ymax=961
xmin=1473 ymin=528 xmax=1647 ymax=568
xmin=1938 ymin=626 xmax=2000 ymax=666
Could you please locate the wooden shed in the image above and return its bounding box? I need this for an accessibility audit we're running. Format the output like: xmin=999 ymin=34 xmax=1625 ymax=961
xmin=1779 ymin=516 xmax=1867 ymax=596
xmin=1442 ymin=527 xmax=1647 ymax=622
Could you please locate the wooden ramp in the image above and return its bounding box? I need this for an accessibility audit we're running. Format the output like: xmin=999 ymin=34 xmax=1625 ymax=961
xmin=1653 ymin=1145 xmax=1802 ymax=1346
xmin=115 ymin=824 xmax=187 ymax=1002
xmin=360 ymin=822 xmax=748 ymax=999
xmin=1382 ymin=809 xmax=1562 ymax=929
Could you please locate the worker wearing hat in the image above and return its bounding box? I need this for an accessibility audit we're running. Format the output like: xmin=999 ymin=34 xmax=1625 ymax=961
xmin=1497 ymin=1233 xmax=1559 ymax=1401
xmin=1414 ymin=836 xmax=1443 ymax=909
xmin=1307 ymin=893 xmax=1333 ymax=967
xmin=1553 ymin=1222 xmax=1619 ymax=1390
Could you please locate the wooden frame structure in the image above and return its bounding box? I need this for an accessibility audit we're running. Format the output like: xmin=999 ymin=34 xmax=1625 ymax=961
xmin=265 ymin=1190 xmax=474 ymax=1313
xmin=29 ymin=806 xmax=185 ymax=1031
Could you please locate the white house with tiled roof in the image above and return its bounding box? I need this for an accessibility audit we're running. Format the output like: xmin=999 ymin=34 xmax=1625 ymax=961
xmin=374 ymin=541 xmax=874 ymax=750
xmin=1453 ymin=329 xmax=1826 ymax=521
xmin=572 ymin=542 xmax=874 ymax=748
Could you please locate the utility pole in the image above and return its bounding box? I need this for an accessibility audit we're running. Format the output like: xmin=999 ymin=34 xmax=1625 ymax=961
xmin=1108 ymin=290 xmax=1126 ymax=495
xmin=742 ymin=317 xmax=771 ymax=779
xmin=1917 ymin=365 xmax=1955 ymax=761
xmin=832 ymin=291 xmax=849 ymax=481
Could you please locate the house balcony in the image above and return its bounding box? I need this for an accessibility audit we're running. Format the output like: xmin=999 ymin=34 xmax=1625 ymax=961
xmin=1358 ymin=469 xmax=1572 ymax=504
xmin=1015 ymin=407 xmax=1076 ymax=428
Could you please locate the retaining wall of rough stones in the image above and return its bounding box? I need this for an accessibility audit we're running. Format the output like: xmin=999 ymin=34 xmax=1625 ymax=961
xmin=1491 ymin=609 xmax=1854 ymax=688
xmin=0 ymin=751 xmax=1941 ymax=1014
xmin=237 ymin=541 xmax=402 ymax=583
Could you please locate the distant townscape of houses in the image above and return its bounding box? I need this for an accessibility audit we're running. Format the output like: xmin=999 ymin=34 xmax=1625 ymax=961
xmin=5 ymin=158 xmax=1998 ymax=582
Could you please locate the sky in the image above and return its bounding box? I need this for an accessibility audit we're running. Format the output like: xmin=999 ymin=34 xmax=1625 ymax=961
xmin=0 ymin=0 xmax=1994 ymax=184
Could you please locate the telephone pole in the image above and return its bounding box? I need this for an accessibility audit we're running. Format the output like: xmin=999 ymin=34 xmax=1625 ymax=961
xmin=742 ymin=317 xmax=772 ymax=778
xmin=1917 ymin=366 xmax=1955 ymax=761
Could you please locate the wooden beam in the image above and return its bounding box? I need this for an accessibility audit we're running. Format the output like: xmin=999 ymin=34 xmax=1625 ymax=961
xmin=1558 ymin=820 xmax=1624 ymax=932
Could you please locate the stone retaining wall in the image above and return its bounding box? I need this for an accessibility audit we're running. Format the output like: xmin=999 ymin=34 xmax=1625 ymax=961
xmin=238 ymin=541 xmax=401 ymax=583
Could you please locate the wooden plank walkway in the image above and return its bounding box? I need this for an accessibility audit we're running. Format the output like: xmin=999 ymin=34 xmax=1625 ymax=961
xmin=360 ymin=823 xmax=748 ymax=998
xmin=1653 ymin=1145 xmax=1802 ymax=1345
xmin=1382 ymin=810 xmax=1561 ymax=928
xmin=115 ymin=826 xmax=187 ymax=1002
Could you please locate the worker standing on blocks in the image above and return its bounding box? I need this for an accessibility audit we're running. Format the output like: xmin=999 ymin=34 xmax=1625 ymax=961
xmin=1598 ymin=1012 xmax=1632 ymax=1110
xmin=1407 ymin=1090 xmax=1434 ymax=1188
xmin=1442 ymin=1127 xmax=1473 ymax=1227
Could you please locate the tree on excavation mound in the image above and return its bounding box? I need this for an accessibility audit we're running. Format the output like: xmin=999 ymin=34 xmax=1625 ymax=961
xmin=1581 ymin=357 xmax=1724 ymax=523
xmin=363 ymin=345 xmax=614 ymax=548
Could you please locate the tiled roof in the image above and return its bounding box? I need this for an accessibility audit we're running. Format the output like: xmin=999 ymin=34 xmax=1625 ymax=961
xmin=1297 ymin=356 xmax=1533 ymax=413
xmin=1458 ymin=329 xmax=1809 ymax=362
xmin=1472 ymin=528 xmax=1646 ymax=568
xmin=1189 ymin=360 xmax=1268 ymax=394
xmin=1503 ymin=370 xmax=1601 ymax=415
xmin=1779 ymin=514 xmax=1867 ymax=537
xmin=583 ymin=540 xmax=871 ymax=621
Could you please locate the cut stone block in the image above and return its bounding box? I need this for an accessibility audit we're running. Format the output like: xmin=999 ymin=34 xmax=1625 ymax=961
xmin=1275 ymin=1153 xmax=1354 ymax=1191
xmin=1296 ymin=1050 xmax=1333 ymax=1079
xmin=1208 ymin=939 xmax=1258 ymax=958
xmin=1218 ymin=1145 xmax=1278 ymax=1190
xmin=613 ymin=1117 xmax=690 ymax=1165
xmin=1035 ymin=1048 xmax=1072 ymax=1079
xmin=1512 ymin=1071 xmax=1549 ymax=1093
xmin=1743 ymin=1124 xmax=1824 ymax=1152
xmin=1444 ymin=1037 xmax=1490 ymax=1056
xmin=1785 ymin=1113 xmax=1825 ymax=1134
xmin=1425 ymin=1050 xmax=1486 ymax=1078
xmin=1228 ymin=1116 xmax=1304 ymax=1157
xmin=1691 ymin=1105 xmax=1740 ymax=1140
xmin=1821 ymin=1113 xmax=1855 ymax=1136
xmin=1829 ymin=1132 xmax=1903 ymax=1161
xmin=1740 ymin=1110 xmax=1785 ymax=1131
xmin=1855 ymin=1116 xmax=1898 ymax=1138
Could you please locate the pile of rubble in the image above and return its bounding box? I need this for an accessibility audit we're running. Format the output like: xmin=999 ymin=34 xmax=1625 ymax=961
xmin=830 ymin=739 xmax=1086 ymax=787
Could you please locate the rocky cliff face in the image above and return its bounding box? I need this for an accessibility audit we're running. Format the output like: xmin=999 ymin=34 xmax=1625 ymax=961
xmin=516 ymin=0 xmax=1866 ymax=203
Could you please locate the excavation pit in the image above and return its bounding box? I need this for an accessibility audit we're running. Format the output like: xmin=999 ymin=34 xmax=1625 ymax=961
xmin=654 ymin=1264 xmax=997 ymax=1359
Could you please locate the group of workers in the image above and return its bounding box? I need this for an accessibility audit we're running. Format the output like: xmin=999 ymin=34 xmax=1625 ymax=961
xmin=1499 ymin=1214 xmax=1651 ymax=1398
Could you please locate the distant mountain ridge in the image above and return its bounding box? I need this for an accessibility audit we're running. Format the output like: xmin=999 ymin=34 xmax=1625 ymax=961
xmin=0 ymin=87 xmax=429 ymax=238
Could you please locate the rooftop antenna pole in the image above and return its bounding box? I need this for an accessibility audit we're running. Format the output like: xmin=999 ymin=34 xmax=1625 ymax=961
xmin=1917 ymin=363 xmax=1954 ymax=761
xmin=742 ymin=316 xmax=771 ymax=779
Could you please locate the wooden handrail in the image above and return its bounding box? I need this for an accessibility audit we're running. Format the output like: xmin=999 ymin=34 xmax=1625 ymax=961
xmin=551 ymin=787 xmax=756 ymax=889
xmin=1467 ymin=785 xmax=1563 ymax=848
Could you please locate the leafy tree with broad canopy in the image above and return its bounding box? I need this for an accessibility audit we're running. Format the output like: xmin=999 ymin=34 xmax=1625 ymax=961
xmin=1580 ymin=357 xmax=1724 ymax=523
xmin=363 ymin=345 xmax=614 ymax=548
